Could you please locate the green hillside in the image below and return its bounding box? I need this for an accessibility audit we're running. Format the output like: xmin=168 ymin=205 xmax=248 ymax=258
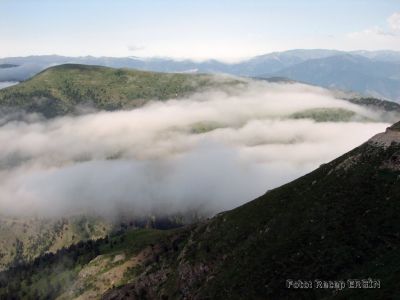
xmin=1 ymin=122 xmax=400 ymax=299
xmin=0 ymin=216 xmax=112 ymax=271
xmin=0 ymin=214 xmax=188 ymax=273
xmin=0 ymin=64 xmax=239 ymax=117
xmin=290 ymin=107 xmax=359 ymax=122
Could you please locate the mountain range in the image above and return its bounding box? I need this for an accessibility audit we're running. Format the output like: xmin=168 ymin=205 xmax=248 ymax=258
xmin=1 ymin=64 xmax=399 ymax=120
xmin=1 ymin=49 xmax=400 ymax=101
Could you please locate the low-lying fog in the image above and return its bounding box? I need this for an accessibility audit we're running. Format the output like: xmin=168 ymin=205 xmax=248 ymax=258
xmin=0 ymin=81 xmax=18 ymax=90
xmin=0 ymin=81 xmax=393 ymax=218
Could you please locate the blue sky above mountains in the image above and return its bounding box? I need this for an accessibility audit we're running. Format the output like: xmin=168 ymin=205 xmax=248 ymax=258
xmin=1 ymin=0 xmax=399 ymax=60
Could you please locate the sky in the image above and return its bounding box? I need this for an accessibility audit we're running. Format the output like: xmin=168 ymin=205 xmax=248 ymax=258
xmin=1 ymin=0 xmax=399 ymax=61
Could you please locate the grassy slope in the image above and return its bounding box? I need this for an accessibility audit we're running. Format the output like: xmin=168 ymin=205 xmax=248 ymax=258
xmin=2 ymin=125 xmax=400 ymax=299
xmin=0 ymin=214 xmax=189 ymax=273
xmin=186 ymin=142 xmax=400 ymax=299
xmin=0 ymin=216 xmax=112 ymax=271
xmin=0 ymin=64 xmax=238 ymax=117
xmin=0 ymin=228 xmax=183 ymax=299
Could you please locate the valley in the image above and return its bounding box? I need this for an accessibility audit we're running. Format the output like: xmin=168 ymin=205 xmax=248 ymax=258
xmin=1 ymin=122 xmax=399 ymax=299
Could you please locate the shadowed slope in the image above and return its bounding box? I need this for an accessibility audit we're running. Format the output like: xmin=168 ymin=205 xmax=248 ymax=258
xmin=103 ymin=122 xmax=400 ymax=299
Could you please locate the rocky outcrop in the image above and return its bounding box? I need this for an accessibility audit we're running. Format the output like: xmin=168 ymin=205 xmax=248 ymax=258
xmin=368 ymin=127 xmax=400 ymax=148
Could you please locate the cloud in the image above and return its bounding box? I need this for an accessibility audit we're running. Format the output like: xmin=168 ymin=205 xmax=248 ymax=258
xmin=348 ymin=26 xmax=396 ymax=38
xmin=0 ymin=82 xmax=18 ymax=90
xmin=343 ymin=12 xmax=400 ymax=51
xmin=347 ymin=12 xmax=400 ymax=39
xmin=127 ymin=44 xmax=146 ymax=52
xmin=0 ymin=81 xmax=393 ymax=218
xmin=388 ymin=12 xmax=400 ymax=32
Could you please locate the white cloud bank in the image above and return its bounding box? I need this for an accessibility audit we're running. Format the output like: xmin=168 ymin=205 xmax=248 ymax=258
xmin=388 ymin=12 xmax=400 ymax=32
xmin=344 ymin=12 xmax=400 ymax=51
xmin=0 ymin=81 xmax=393 ymax=218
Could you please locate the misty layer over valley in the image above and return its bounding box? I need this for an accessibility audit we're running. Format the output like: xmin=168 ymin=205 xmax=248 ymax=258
xmin=0 ymin=82 xmax=18 ymax=90
xmin=0 ymin=81 xmax=393 ymax=218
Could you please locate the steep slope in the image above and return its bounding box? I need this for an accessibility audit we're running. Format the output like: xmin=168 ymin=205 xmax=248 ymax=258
xmin=2 ymin=122 xmax=400 ymax=299
xmin=0 ymin=64 xmax=239 ymax=117
xmin=102 ymin=122 xmax=400 ymax=300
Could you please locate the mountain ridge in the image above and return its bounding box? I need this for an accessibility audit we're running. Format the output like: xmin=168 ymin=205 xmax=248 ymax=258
xmin=265 ymin=54 xmax=400 ymax=101
xmin=1 ymin=49 xmax=400 ymax=101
